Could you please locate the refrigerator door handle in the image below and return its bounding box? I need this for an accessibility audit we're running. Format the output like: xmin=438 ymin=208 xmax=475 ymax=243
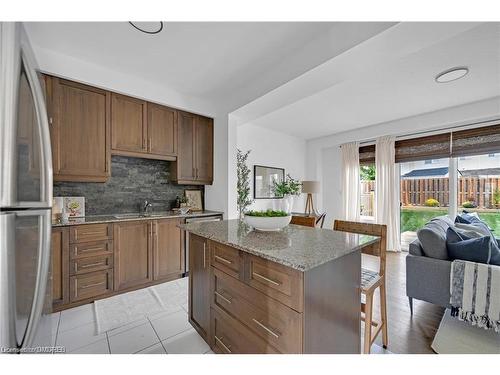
xmin=21 ymin=47 xmax=53 ymax=207
xmin=18 ymin=210 xmax=51 ymax=350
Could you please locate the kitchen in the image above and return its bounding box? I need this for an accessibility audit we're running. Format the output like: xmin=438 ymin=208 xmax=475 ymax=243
xmin=0 ymin=21 xmax=378 ymax=355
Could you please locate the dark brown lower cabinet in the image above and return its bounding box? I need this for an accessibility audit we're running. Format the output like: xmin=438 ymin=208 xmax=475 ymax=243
xmin=153 ymin=218 xmax=184 ymax=281
xmin=70 ymin=269 xmax=113 ymax=302
xmin=52 ymin=227 xmax=69 ymax=307
xmin=53 ymin=218 xmax=187 ymax=311
xmin=114 ymin=221 xmax=153 ymax=291
xmin=188 ymin=234 xmax=210 ymax=340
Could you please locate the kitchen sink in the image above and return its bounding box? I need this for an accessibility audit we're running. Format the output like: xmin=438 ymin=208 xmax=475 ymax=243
xmin=113 ymin=212 xmax=170 ymax=219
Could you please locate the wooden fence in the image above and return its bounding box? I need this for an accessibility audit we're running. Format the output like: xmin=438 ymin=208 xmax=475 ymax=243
xmin=360 ymin=177 xmax=500 ymax=209
xmin=400 ymin=177 xmax=500 ymax=208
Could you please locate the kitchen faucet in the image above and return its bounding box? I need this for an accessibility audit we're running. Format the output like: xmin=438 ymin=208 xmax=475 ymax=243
xmin=142 ymin=200 xmax=153 ymax=216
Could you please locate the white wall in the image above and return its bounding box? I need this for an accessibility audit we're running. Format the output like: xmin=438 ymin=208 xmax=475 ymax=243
xmin=307 ymin=97 xmax=500 ymax=228
xmin=237 ymin=123 xmax=307 ymax=213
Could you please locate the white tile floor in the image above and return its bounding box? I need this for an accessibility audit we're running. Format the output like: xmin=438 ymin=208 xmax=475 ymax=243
xmin=51 ymin=277 xmax=212 ymax=354
xmin=51 ymin=275 xmax=387 ymax=354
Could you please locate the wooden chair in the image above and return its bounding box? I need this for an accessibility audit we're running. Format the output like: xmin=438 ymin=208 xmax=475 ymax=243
xmin=333 ymin=220 xmax=388 ymax=354
xmin=290 ymin=215 xmax=316 ymax=227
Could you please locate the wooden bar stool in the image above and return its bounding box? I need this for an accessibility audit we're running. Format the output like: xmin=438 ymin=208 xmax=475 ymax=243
xmin=290 ymin=215 xmax=316 ymax=227
xmin=333 ymin=220 xmax=388 ymax=354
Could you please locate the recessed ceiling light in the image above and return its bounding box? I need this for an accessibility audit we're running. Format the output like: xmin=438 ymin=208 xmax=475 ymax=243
xmin=435 ymin=67 xmax=469 ymax=83
xmin=129 ymin=22 xmax=164 ymax=35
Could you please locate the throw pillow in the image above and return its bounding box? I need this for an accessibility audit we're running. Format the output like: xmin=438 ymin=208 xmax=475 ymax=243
xmin=447 ymin=236 xmax=492 ymax=264
xmin=417 ymin=221 xmax=449 ymax=260
xmin=446 ymin=227 xmax=472 ymax=243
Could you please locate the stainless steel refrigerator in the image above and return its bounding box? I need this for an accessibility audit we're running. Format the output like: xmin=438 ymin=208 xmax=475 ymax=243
xmin=0 ymin=22 xmax=53 ymax=353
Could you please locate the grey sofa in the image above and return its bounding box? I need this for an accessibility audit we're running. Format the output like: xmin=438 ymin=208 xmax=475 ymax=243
xmin=405 ymin=215 xmax=499 ymax=313
xmin=406 ymin=238 xmax=452 ymax=313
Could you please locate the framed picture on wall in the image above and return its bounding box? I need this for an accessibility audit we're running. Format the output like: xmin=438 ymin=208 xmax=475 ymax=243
xmin=184 ymin=189 xmax=203 ymax=211
xmin=253 ymin=165 xmax=285 ymax=199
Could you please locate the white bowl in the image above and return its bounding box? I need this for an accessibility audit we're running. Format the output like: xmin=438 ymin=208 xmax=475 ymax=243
xmin=244 ymin=215 xmax=292 ymax=231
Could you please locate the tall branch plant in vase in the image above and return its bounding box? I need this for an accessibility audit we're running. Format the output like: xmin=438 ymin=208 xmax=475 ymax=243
xmin=236 ymin=149 xmax=253 ymax=220
xmin=273 ymin=174 xmax=301 ymax=214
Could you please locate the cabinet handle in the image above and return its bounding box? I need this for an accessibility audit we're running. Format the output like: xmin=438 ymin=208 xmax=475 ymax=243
xmin=203 ymin=242 xmax=206 ymax=269
xmin=81 ymin=281 xmax=106 ymax=289
xmin=214 ymin=290 xmax=232 ymax=304
xmin=192 ymin=167 xmax=196 ymax=178
xmin=215 ymin=336 xmax=232 ymax=353
xmin=252 ymin=319 xmax=280 ymax=339
xmin=79 ymin=247 xmax=105 ymax=253
xmin=214 ymin=255 xmax=232 ymax=265
xmin=252 ymin=271 xmax=281 ymax=286
xmin=79 ymin=261 xmax=105 ymax=269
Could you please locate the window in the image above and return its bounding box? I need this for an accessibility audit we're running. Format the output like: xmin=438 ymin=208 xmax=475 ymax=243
xmin=457 ymin=154 xmax=500 ymax=236
xmin=400 ymin=158 xmax=450 ymax=250
xmin=360 ymin=164 xmax=375 ymax=219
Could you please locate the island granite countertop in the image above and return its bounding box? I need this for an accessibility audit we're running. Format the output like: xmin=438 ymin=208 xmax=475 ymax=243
xmin=180 ymin=219 xmax=379 ymax=272
xmin=52 ymin=210 xmax=223 ymax=227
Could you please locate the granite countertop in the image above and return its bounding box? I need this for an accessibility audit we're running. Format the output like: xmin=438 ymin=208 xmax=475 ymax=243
xmin=179 ymin=219 xmax=379 ymax=272
xmin=52 ymin=210 xmax=223 ymax=227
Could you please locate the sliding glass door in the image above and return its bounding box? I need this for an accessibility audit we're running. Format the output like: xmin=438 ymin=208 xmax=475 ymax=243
xmin=456 ymin=153 xmax=500 ymax=236
xmin=398 ymin=152 xmax=500 ymax=250
xmin=399 ymin=157 xmax=450 ymax=250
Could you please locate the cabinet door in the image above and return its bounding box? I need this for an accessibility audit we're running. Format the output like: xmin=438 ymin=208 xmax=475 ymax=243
xmin=175 ymin=111 xmax=196 ymax=182
xmin=194 ymin=116 xmax=213 ymax=184
xmin=148 ymin=103 xmax=177 ymax=158
xmin=189 ymin=234 xmax=210 ymax=339
xmin=51 ymin=78 xmax=110 ymax=182
xmin=52 ymin=227 xmax=69 ymax=307
xmin=111 ymin=93 xmax=148 ymax=155
xmin=114 ymin=221 xmax=153 ymax=291
xmin=153 ymin=218 xmax=184 ymax=281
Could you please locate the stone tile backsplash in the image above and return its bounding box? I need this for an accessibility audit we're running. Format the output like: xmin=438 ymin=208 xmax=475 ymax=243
xmin=53 ymin=156 xmax=203 ymax=215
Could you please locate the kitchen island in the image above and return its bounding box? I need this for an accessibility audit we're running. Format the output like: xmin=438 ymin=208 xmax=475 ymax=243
xmin=180 ymin=219 xmax=379 ymax=354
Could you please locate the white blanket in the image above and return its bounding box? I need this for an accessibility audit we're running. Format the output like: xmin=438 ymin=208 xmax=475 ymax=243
xmin=450 ymin=260 xmax=500 ymax=333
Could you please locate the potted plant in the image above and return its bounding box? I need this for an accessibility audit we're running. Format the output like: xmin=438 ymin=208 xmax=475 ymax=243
xmin=244 ymin=209 xmax=292 ymax=231
xmin=272 ymin=174 xmax=301 ymax=213
xmin=237 ymin=149 xmax=253 ymax=220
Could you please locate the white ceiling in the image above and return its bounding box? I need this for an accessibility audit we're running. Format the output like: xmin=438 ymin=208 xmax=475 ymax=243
xmin=243 ymin=22 xmax=500 ymax=139
xmin=24 ymin=22 xmax=395 ymax=113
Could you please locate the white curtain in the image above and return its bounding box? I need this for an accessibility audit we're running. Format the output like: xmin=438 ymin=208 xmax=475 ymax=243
xmin=375 ymin=136 xmax=401 ymax=252
xmin=341 ymin=141 xmax=360 ymax=221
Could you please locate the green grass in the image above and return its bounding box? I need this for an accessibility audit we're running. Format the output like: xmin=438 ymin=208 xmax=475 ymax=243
xmin=401 ymin=208 xmax=500 ymax=236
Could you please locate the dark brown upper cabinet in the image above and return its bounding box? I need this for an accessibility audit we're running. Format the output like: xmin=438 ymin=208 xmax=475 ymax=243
xmin=147 ymin=103 xmax=177 ymax=159
xmin=173 ymin=111 xmax=213 ymax=185
xmin=111 ymin=95 xmax=177 ymax=161
xmin=48 ymin=76 xmax=111 ymax=182
xmin=111 ymin=93 xmax=148 ymax=156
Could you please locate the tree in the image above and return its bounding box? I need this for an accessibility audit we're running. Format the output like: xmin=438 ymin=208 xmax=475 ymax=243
xmin=360 ymin=165 xmax=376 ymax=181
xmin=236 ymin=149 xmax=253 ymax=218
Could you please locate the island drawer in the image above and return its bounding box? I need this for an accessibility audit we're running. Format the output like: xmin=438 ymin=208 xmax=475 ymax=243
xmin=70 ymin=254 xmax=113 ymax=276
xmin=212 ymin=267 xmax=302 ymax=353
xmin=245 ymin=254 xmax=303 ymax=312
xmin=210 ymin=240 xmax=243 ymax=279
xmin=69 ymin=269 xmax=113 ymax=302
xmin=211 ymin=308 xmax=280 ymax=354
xmin=70 ymin=240 xmax=114 ymax=259
xmin=70 ymin=224 xmax=113 ymax=244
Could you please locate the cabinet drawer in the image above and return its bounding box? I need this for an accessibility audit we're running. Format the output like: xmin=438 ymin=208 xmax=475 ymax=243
xmin=246 ymin=255 xmax=303 ymax=312
xmin=211 ymin=308 xmax=279 ymax=354
xmin=70 ymin=240 xmax=113 ymax=259
xmin=70 ymin=254 xmax=113 ymax=276
xmin=70 ymin=270 xmax=113 ymax=302
xmin=210 ymin=240 xmax=242 ymax=279
xmin=212 ymin=268 xmax=302 ymax=353
xmin=70 ymin=224 xmax=112 ymax=243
